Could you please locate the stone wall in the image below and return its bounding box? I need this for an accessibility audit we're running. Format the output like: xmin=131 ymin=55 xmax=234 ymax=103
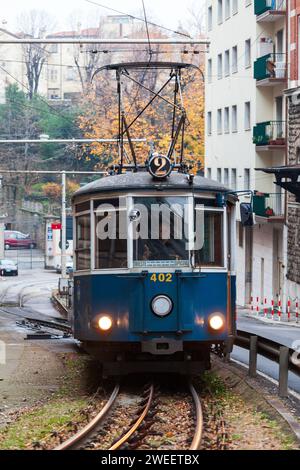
xmin=287 ymin=97 xmax=300 ymax=284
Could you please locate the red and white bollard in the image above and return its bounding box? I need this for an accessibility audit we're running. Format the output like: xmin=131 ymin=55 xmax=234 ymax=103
xmin=296 ymin=298 xmax=299 ymax=324
xmin=278 ymin=296 xmax=282 ymax=322
xmin=271 ymin=297 xmax=275 ymax=320
xmin=256 ymin=296 xmax=260 ymax=316
xmin=251 ymin=293 xmax=254 ymax=313
xmin=287 ymin=297 xmax=291 ymax=322
xmin=264 ymin=297 xmax=268 ymax=318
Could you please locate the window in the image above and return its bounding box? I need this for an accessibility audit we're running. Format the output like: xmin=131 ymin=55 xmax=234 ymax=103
xmin=244 ymin=101 xmax=251 ymax=130
xmin=224 ymin=107 xmax=230 ymax=133
xmin=66 ymin=66 xmax=76 ymax=81
xmin=244 ymin=169 xmax=250 ymax=190
xmin=207 ymin=111 xmax=212 ymax=135
xmin=194 ymin=208 xmax=224 ymax=267
xmin=132 ymin=197 xmax=189 ymax=267
xmin=224 ymin=168 xmax=229 ymax=185
xmin=225 ymin=0 xmax=230 ymax=19
xmin=206 ymin=168 xmax=212 ymax=179
xmin=207 ymin=58 xmax=212 ymax=83
xmin=297 ymin=147 xmax=300 ymax=164
xmin=232 ymin=45 xmax=238 ymax=73
xmin=232 ymin=0 xmax=238 ymax=14
xmin=76 ymin=214 xmax=91 ymax=270
xmin=245 ymin=39 xmax=251 ymax=68
xmin=217 ymin=168 xmax=222 ymax=182
xmin=49 ymin=44 xmax=58 ymax=53
xmin=225 ymin=49 xmax=230 ymax=76
xmin=95 ymin=200 xmax=127 ymax=269
xmin=232 ymin=105 xmax=237 ymax=132
xmin=208 ymin=6 xmax=213 ymax=31
xmin=217 ymin=53 xmax=223 ymax=79
xmin=218 ymin=0 xmax=223 ymax=24
xmin=217 ymin=109 xmax=223 ymax=134
xmin=231 ymin=169 xmax=237 ymax=190
xmin=49 ymin=68 xmax=58 ymax=82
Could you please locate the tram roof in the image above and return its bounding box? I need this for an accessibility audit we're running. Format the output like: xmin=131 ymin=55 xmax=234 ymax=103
xmin=74 ymin=171 xmax=229 ymax=198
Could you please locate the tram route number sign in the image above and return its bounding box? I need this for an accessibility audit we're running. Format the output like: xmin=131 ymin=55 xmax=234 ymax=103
xmin=148 ymin=155 xmax=172 ymax=179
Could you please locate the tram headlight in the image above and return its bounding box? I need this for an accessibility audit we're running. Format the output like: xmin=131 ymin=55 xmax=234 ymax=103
xmin=151 ymin=295 xmax=173 ymax=317
xmin=98 ymin=316 xmax=113 ymax=331
xmin=208 ymin=314 xmax=225 ymax=331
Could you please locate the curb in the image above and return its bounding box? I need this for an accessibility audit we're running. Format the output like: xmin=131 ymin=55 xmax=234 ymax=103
xmin=239 ymin=311 xmax=300 ymax=329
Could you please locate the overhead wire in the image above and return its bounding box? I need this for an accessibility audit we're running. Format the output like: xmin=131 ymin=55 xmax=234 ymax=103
xmin=84 ymin=0 xmax=192 ymax=38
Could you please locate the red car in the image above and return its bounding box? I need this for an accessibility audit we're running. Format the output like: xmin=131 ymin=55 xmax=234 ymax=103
xmin=4 ymin=231 xmax=36 ymax=250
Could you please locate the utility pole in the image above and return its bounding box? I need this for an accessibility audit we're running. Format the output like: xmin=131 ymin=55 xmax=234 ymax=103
xmin=61 ymin=171 xmax=67 ymax=279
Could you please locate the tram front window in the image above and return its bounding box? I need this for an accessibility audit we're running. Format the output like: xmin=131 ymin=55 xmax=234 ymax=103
xmin=133 ymin=197 xmax=189 ymax=267
xmin=76 ymin=214 xmax=91 ymax=270
xmin=194 ymin=210 xmax=224 ymax=267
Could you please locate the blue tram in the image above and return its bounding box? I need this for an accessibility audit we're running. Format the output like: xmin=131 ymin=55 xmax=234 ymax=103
xmin=71 ymin=168 xmax=238 ymax=376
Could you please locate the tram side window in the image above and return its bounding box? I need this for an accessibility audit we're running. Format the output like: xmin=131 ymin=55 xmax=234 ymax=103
xmin=95 ymin=211 xmax=127 ymax=269
xmin=195 ymin=211 xmax=224 ymax=267
xmin=76 ymin=215 xmax=91 ymax=270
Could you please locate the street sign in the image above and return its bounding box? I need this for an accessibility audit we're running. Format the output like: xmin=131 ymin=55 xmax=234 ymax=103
xmin=52 ymin=223 xmax=62 ymax=230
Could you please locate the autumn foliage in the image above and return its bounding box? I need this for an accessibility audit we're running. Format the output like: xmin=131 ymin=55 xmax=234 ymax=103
xmin=78 ymin=61 xmax=204 ymax=172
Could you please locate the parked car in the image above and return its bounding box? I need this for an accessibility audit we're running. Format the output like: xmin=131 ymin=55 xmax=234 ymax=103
xmin=56 ymin=257 xmax=73 ymax=274
xmin=0 ymin=259 xmax=18 ymax=276
xmin=4 ymin=231 xmax=36 ymax=250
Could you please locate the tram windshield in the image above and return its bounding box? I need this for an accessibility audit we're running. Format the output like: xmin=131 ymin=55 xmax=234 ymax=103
xmin=133 ymin=197 xmax=189 ymax=268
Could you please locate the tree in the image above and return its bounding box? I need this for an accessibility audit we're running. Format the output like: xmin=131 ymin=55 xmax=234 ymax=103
xmin=18 ymin=10 xmax=55 ymax=99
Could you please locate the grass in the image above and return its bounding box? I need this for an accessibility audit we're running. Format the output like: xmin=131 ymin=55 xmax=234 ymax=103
xmin=0 ymin=353 xmax=101 ymax=450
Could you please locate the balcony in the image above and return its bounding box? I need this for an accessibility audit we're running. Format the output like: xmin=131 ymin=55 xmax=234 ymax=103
xmin=253 ymin=121 xmax=286 ymax=151
xmin=254 ymin=53 xmax=287 ymax=86
xmin=253 ymin=192 xmax=284 ymax=222
xmin=255 ymin=0 xmax=286 ymax=22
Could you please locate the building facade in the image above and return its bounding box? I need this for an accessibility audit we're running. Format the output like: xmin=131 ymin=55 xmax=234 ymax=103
xmin=285 ymin=0 xmax=300 ymax=300
xmin=205 ymin=0 xmax=287 ymax=306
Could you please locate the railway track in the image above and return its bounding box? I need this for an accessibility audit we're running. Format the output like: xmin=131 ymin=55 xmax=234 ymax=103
xmin=53 ymin=381 xmax=203 ymax=451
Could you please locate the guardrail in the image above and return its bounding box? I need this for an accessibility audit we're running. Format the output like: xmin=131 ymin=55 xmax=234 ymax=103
xmin=234 ymin=330 xmax=299 ymax=397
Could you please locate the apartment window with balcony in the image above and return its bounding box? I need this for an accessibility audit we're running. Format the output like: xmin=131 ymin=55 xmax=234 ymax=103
xmin=224 ymin=168 xmax=229 ymax=186
xmin=244 ymin=101 xmax=251 ymax=130
xmin=224 ymin=50 xmax=230 ymax=76
xmin=224 ymin=107 xmax=230 ymax=133
xmin=232 ymin=0 xmax=238 ymax=14
xmin=218 ymin=53 xmax=223 ymax=79
xmin=217 ymin=168 xmax=222 ymax=182
xmin=231 ymin=169 xmax=237 ymax=190
xmin=208 ymin=6 xmax=213 ymax=31
xmin=207 ymin=111 xmax=212 ymax=135
xmin=218 ymin=0 xmax=223 ymax=24
xmin=232 ymin=45 xmax=238 ymax=73
xmin=244 ymin=169 xmax=250 ymax=190
xmin=217 ymin=109 xmax=223 ymax=134
xmin=207 ymin=59 xmax=212 ymax=83
xmin=225 ymin=0 xmax=230 ymax=19
xmin=245 ymin=39 xmax=251 ymax=68
xmin=232 ymin=105 xmax=237 ymax=132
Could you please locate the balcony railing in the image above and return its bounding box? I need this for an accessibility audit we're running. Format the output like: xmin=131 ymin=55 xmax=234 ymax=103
xmin=255 ymin=0 xmax=286 ymax=16
xmin=253 ymin=192 xmax=284 ymax=218
xmin=253 ymin=121 xmax=285 ymax=146
xmin=254 ymin=53 xmax=286 ymax=81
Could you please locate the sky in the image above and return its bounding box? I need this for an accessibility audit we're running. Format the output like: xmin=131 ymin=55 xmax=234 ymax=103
xmin=0 ymin=0 xmax=205 ymax=34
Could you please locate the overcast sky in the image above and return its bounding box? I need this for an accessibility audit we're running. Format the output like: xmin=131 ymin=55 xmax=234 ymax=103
xmin=0 ymin=0 xmax=205 ymax=34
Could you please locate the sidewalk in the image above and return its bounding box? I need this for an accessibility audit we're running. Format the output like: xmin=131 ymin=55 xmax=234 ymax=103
xmin=238 ymin=307 xmax=300 ymax=329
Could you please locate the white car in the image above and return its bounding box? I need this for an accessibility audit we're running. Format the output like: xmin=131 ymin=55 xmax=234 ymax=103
xmin=56 ymin=258 xmax=73 ymax=274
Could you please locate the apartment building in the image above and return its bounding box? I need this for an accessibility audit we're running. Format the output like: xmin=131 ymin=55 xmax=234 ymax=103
xmin=205 ymin=0 xmax=287 ymax=306
xmin=0 ymin=28 xmax=27 ymax=103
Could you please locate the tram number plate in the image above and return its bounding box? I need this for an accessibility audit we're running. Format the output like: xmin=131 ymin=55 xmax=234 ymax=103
xmin=150 ymin=273 xmax=173 ymax=283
